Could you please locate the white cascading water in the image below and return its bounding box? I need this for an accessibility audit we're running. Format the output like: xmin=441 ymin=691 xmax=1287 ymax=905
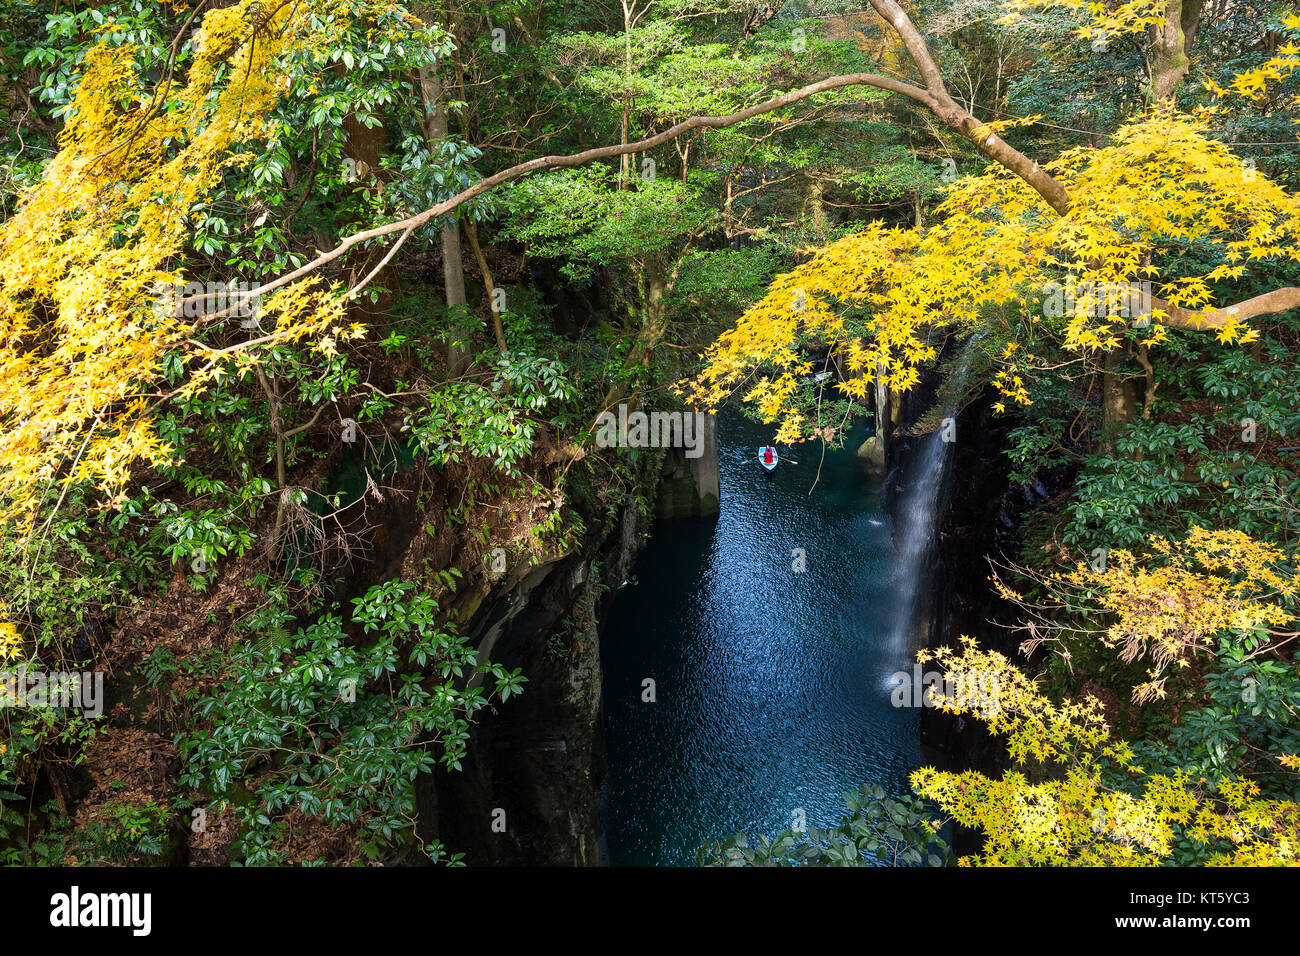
xmin=883 ymin=340 xmax=978 ymax=669
xmin=886 ymin=429 xmax=952 ymax=656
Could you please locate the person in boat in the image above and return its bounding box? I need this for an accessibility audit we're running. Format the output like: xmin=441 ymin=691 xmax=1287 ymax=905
xmin=762 ymin=447 xmax=775 ymax=465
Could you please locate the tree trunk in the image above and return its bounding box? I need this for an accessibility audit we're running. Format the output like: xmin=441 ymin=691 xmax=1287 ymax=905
xmin=418 ymin=41 xmax=471 ymax=376
xmin=599 ymin=269 xmax=666 ymax=413
xmin=465 ymin=216 xmax=507 ymax=353
xmin=1102 ymin=348 xmax=1136 ymax=452
xmin=804 ymin=178 xmax=830 ymax=235
xmin=874 ymin=360 xmax=889 ymax=454
xmin=619 ymin=0 xmax=635 ymax=186
xmin=1149 ymin=0 xmax=1204 ymax=102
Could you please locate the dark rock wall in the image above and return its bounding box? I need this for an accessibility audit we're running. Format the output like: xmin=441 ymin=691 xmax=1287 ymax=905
xmin=655 ymin=413 xmax=720 ymax=521
xmin=917 ymin=394 xmax=1016 ymax=773
xmin=423 ymin=501 xmax=642 ymax=865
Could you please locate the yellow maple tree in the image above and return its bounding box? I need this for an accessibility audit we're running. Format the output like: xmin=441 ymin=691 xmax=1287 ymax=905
xmin=685 ymin=2 xmax=1300 ymax=442
xmin=0 ymin=0 xmax=398 ymax=521
xmin=687 ymin=105 xmax=1298 ymax=441
xmin=911 ymin=637 xmax=1300 ymax=866
xmin=1002 ymin=528 xmax=1297 ymax=703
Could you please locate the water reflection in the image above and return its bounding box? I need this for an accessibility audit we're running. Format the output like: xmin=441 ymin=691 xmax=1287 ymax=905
xmin=600 ymin=411 xmax=927 ymax=866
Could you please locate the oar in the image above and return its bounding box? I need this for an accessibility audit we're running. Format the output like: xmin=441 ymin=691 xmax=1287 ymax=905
xmin=777 ymin=455 xmax=798 ymax=464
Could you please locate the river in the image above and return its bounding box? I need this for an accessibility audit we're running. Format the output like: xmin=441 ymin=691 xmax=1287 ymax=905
xmin=599 ymin=411 xmax=933 ymax=866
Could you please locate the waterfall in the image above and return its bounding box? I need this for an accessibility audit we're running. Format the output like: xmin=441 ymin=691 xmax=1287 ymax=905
xmin=886 ymin=429 xmax=952 ymax=654
xmin=884 ymin=339 xmax=978 ymax=664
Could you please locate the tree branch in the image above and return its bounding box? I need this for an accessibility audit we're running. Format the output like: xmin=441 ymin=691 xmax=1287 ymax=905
xmin=180 ymin=71 xmax=937 ymax=315
xmin=863 ymin=0 xmax=1070 ymax=214
xmin=1156 ymin=288 xmax=1300 ymax=332
xmin=182 ymin=0 xmax=1295 ymax=337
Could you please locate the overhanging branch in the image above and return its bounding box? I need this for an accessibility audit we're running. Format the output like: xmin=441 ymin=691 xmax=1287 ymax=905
xmin=1156 ymin=288 xmax=1300 ymax=331
xmin=186 ymin=71 xmax=938 ymax=315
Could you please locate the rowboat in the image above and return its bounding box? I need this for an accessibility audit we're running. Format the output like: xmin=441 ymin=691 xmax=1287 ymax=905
xmin=758 ymin=445 xmax=778 ymax=473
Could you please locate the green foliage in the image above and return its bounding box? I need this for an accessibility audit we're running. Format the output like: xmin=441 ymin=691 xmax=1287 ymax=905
xmin=668 ymin=247 xmax=783 ymax=319
xmin=402 ymin=351 xmax=577 ymax=477
xmin=1063 ymin=336 xmax=1300 ymax=552
xmin=697 ymin=786 xmax=951 ymax=867
xmin=0 ymin=492 xmax=126 ymax=655
xmin=504 ymin=167 xmax=715 ymax=284
xmin=178 ymin=578 xmax=524 ymax=864
xmin=71 ymin=800 xmax=175 ymax=865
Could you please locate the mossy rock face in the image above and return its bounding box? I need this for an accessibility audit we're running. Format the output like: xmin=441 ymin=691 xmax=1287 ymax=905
xmin=655 ymin=462 xmax=703 ymax=519
xmin=657 ymin=469 xmax=720 ymax=519
xmin=654 ymin=415 xmax=720 ymax=520
xmin=857 ymin=434 xmax=886 ymax=468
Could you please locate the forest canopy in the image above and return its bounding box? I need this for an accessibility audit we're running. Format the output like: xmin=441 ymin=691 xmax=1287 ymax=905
xmin=0 ymin=0 xmax=1297 ymax=870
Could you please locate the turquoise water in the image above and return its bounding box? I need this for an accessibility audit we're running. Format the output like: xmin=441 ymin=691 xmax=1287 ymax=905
xmin=600 ymin=412 xmax=926 ymax=866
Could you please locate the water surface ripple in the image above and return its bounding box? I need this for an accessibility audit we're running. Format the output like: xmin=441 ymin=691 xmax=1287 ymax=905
xmin=600 ymin=412 xmax=925 ymax=866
